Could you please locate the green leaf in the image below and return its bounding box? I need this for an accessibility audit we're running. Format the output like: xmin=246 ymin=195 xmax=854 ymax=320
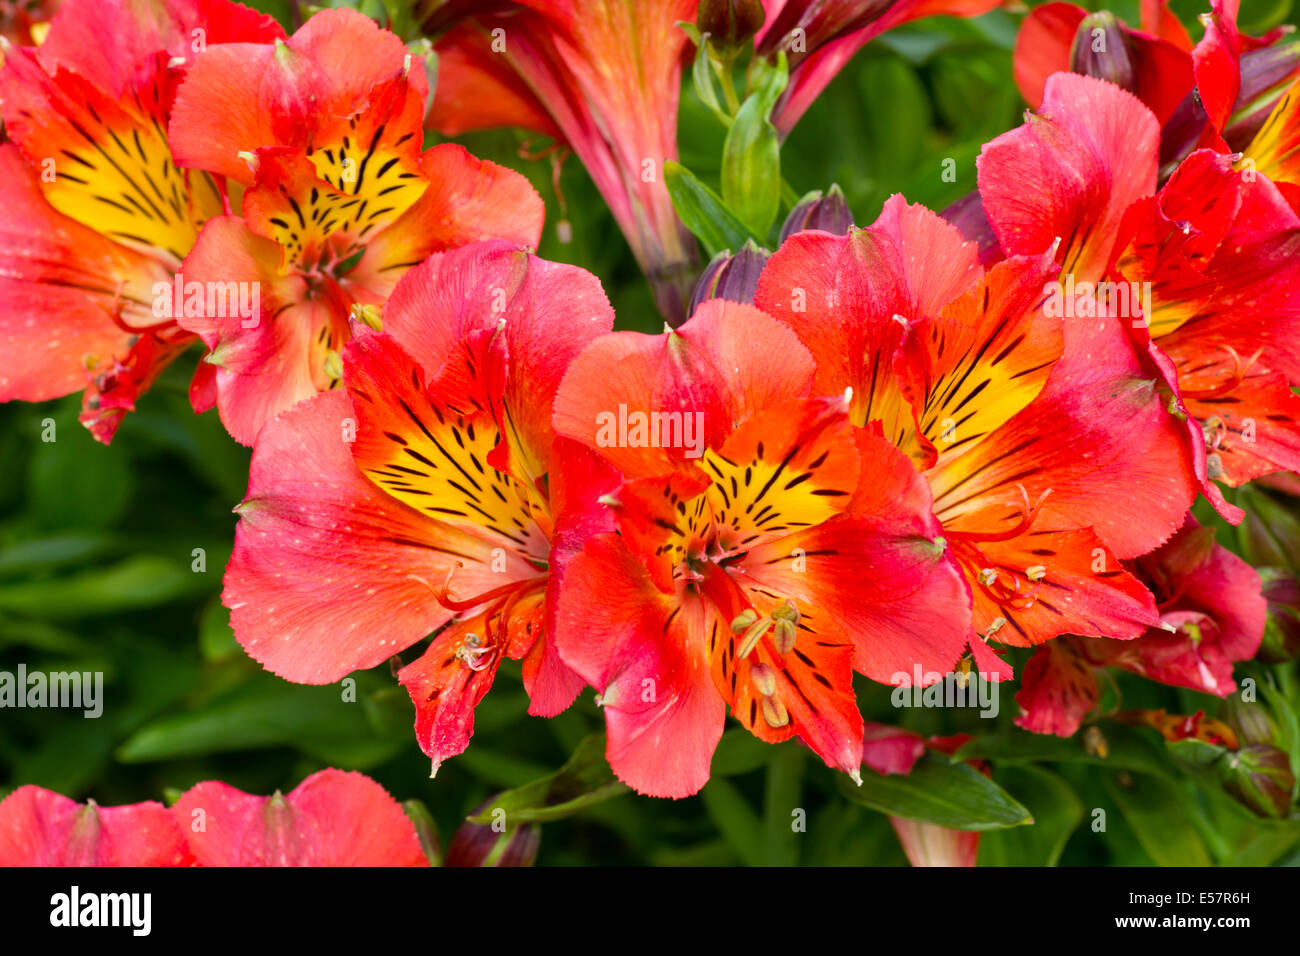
xmin=721 ymin=55 xmax=787 ymax=236
xmin=465 ymin=734 xmax=628 ymax=825
xmin=0 ymin=555 xmax=208 ymax=619
xmin=722 ymin=95 xmax=782 ymax=236
xmin=403 ymin=799 xmax=443 ymax=866
xmin=701 ymin=776 xmax=765 ymax=866
xmin=838 ymin=752 xmax=1032 ymax=831
xmin=684 ymin=22 xmax=731 ymax=126
xmin=27 ymin=418 xmax=132 ymax=531
xmin=711 ymin=728 xmax=773 ymax=776
xmin=116 ymin=671 xmax=403 ymax=768
xmin=979 ymin=765 xmax=1084 ymax=866
xmin=1167 ymin=737 xmax=1230 ymax=778
xmin=855 ymin=55 xmax=931 ymax=182
xmin=763 ymin=742 xmax=804 ymax=866
xmin=1104 ymin=771 xmax=1212 ymax=866
xmin=953 ymin=723 xmax=1177 ymax=779
xmin=664 ymin=160 xmax=762 ymax=256
xmin=197 ymin=597 xmax=241 ymax=662
xmin=0 ymin=533 xmax=116 ymax=579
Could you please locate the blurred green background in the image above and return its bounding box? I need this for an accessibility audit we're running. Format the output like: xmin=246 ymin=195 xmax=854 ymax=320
xmin=2 ymin=0 xmax=1299 ymax=865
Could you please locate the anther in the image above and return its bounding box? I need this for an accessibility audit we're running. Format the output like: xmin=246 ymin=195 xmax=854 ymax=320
xmin=750 ymin=663 xmax=777 ymax=697
xmin=350 ymin=302 xmax=383 ymax=331
xmin=773 ymin=618 xmax=797 ymax=656
xmin=737 ymin=616 xmax=772 ymax=659
xmin=760 ymin=695 xmax=789 ymax=728
xmin=323 ymin=349 xmax=343 ymax=381
xmin=770 ymin=599 xmax=800 ymax=624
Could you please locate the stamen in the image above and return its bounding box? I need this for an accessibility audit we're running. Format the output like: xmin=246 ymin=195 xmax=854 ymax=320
xmin=409 ymin=564 xmax=544 ymax=613
xmin=737 ymin=616 xmax=773 ymax=659
xmin=1178 ymin=345 xmax=1263 ymax=400
xmin=730 ymin=609 xmax=758 ymax=633
xmin=454 ymin=633 xmax=494 ymax=671
xmin=350 ymin=302 xmax=383 ymax=331
xmin=773 ymin=619 xmax=797 ymax=656
xmin=322 ymin=349 xmax=343 ymax=382
xmin=750 ymin=663 xmax=777 ymax=697
xmin=970 ymin=559 xmax=1041 ymax=611
xmin=945 ymin=484 xmax=1053 ymax=544
xmin=770 ymin=600 xmax=800 ymax=624
xmin=760 ymin=695 xmax=789 ymax=728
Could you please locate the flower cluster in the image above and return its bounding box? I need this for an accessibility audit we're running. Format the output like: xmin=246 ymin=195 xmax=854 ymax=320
xmin=0 ymin=769 xmax=431 ymax=865
xmin=2 ymin=0 xmax=1298 ymax=863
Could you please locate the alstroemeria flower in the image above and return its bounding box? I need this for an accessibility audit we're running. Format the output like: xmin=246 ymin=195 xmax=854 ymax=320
xmin=755 ymin=0 xmax=1007 ymax=136
xmin=165 ymin=8 xmax=544 ymax=444
xmin=1014 ymin=2 xmax=1193 ymax=126
xmin=755 ymin=193 xmax=1198 ymax=671
xmin=1015 ymin=0 xmax=1299 ymax=173
xmin=417 ymin=0 xmax=699 ymax=325
xmin=1016 ymin=515 xmax=1266 ymax=736
xmin=890 ymin=818 xmax=980 ymax=866
xmin=224 ymin=242 xmax=615 ymax=773
xmin=551 ymin=300 xmax=971 ymax=798
xmin=0 ymin=786 xmax=194 ymax=866
xmin=976 ymin=72 xmax=1300 ymax=500
xmin=0 ymin=0 xmax=283 ymax=441
xmin=174 ymin=769 xmax=428 ymax=866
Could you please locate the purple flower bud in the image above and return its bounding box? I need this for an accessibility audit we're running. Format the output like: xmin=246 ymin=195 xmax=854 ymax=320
xmin=1070 ymin=12 xmax=1136 ymax=91
xmin=1221 ymin=695 xmax=1279 ymax=748
xmin=444 ymin=799 xmax=540 ymax=867
xmin=1238 ymin=487 xmax=1300 ymax=573
xmin=1257 ymin=567 xmax=1300 ymax=663
xmin=1221 ymin=745 xmax=1296 ymax=819
xmin=698 ymin=0 xmax=766 ymax=53
xmin=689 ymin=240 xmax=770 ymax=315
xmin=779 ymin=184 xmax=853 ymax=243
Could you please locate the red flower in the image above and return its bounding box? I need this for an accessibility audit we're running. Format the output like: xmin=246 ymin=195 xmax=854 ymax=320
xmin=755 ymin=192 xmax=1198 ymax=668
xmin=1016 ymin=515 xmax=1266 ymax=736
xmin=890 ymin=818 xmax=980 ymax=866
xmin=1014 ymin=1 xmax=1193 ymax=127
xmin=976 ymin=72 xmax=1300 ymax=501
xmin=0 ymin=0 xmax=283 ymax=442
xmin=551 ymin=300 xmax=971 ymax=797
xmin=223 ymin=242 xmax=615 ymax=774
xmin=0 ymin=787 xmax=193 ymax=866
xmin=420 ymin=0 xmax=700 ymax=324
xmin=174 ymin=769 xmax=428 ymax=866
xmin=1015 ymin=0 xmax=1299 ymax=165
xmin=165 ymin=8 xmax=544 ymax=444
xmin=756 ymin=0 xmax=1008 ymax=135
xmin=0 ymin=770 xmax=429 ymax=866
